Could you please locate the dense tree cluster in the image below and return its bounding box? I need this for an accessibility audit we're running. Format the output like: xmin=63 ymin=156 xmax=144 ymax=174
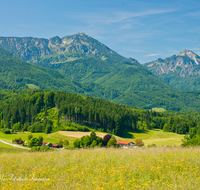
xmin=73 ymin=132 xmax=103 ymax=148
xmin=0 ymin=90 xmax=200 ymax=138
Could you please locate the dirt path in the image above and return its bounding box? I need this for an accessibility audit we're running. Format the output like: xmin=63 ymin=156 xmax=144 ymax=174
xmin=0 ymin=139 xmax=31 ymax=150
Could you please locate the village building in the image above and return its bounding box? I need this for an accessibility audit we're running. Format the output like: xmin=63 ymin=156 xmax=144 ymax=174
xmin=116 ymin=140 xmax=134 ymax=148
xmin=42 ymin=142 xmax=52 ymax=147
xmin=52 ymin=144 xmax=60 ymax=148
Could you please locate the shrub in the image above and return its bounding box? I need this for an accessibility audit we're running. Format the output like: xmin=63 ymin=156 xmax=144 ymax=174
xmin=28 ymin=134 xmax=33 ymax=140
xmin=30 ymin=146 xmax=50 ymax=152
xmin=90 ymin=140 xmax=97 ymax=148
xmin=2 ymin=128 xmax=11 ymax=134
xmin=98 ymin=142 xmax=103 ymax=147
xmin=28 ymin=137 xmax=40 ymax=148
xmin=63 ymin=139 xmax=69 ymax=146
xmin=73 ymin=139 xmax=81 ymax=148
xmin=38 ymin=136 xmax=43 ymax=146
xmin=107 ymin=139 xmax=117 ymax=147
xmin=134 ymin=138 xmax=144 ymax=146
xmin=96 ymin=136 xmax=103 ymax=145
xmin=64 ymin=127 xmax=78 ymax=131
xmin=58 ymin=139 xmax=63 ymax=147
xmin=80 ymin=135 xmax=92 ymax=147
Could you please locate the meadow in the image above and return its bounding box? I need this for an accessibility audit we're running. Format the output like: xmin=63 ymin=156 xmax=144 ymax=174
xmin=0 ymin=129 xmax=185 ymax=154
xmin=59 ymin=129 xmax=185 ymax=146
xmin=0 ymin=132 xmax=77 ymax=147
xmin=0 ymin=147 xmax=200 ymax=190
xmin=0 ymin=141 xmax=28 ymax=154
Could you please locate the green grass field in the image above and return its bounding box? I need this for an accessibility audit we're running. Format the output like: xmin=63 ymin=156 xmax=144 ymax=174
xmin=0 ymin=131 xmax=76 ymax=144
xmin=0 ymin=129 xmax=185 ymax=152
xmin=26 ymin=84 xmax=40 ymax=89
xmin=152 ymin=107 xmax=166 ymax=112
xmin=122 ymin=129 xmax=185 ymax=146
xmin=1 ymin=147 xmax=200 ymax=189
xmin=0 ymin=142 xmax=28 ymax=154
xmin=0 ymin=131 xmax=77 ymax=153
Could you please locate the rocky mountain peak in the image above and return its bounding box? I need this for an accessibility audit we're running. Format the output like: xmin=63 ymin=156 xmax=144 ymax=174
xmin=176 ymin=49 xmax=200 ymax=65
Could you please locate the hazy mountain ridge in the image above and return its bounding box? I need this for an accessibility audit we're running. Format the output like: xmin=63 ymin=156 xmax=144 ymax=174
xmin=144 ymin=49 xmax=200 ymax=90
xmin=0 ymin=33 xmax=139 ymax=66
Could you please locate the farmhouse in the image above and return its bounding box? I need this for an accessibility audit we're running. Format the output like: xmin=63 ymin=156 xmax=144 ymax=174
xmin=52 ymin=144 xmax=60 ymax=148
xmin=116 ymin=140 xmax=134 ymax=148
xmin=42 ymin=142 xmax=52 ymax=147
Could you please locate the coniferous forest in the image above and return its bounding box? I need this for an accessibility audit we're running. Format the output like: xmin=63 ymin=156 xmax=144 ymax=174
xmin=1 ymin=89 xmax=200 ymax=144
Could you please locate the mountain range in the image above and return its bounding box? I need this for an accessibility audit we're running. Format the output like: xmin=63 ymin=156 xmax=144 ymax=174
xmin=144 ymin=49 xmax=200 ymax=91
xmin=1 ymin=33 xmax=200 ymax=111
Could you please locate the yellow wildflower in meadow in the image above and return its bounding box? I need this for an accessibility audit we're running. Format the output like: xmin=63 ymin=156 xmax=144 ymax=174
xmin=0 ymin=147 xmax=200 ymax=189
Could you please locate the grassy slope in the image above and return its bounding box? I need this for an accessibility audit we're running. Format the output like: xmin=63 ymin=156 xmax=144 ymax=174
xmin=0 ymin=48 xmax=84 ymax=93
xmin=126 ymin=129 xmax=185 ymax=146
xmin=0 ymin=129 xmax=185 ymax=150
xmin=0 ymin=141 xmax=28 ymax=154
xmin=1 ymin=148 xmax=200 ymax=189
xmin=0 ymin=132 xmax=77 ymax=147
xmin=58 ymin=129 xmax=184 ymax=146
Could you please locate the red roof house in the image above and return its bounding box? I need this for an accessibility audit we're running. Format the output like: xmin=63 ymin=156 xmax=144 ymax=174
xmin=42 ymin=142 xmax=52 ymax=147
xmin=116 ymin=140 xmax=134 ymax=148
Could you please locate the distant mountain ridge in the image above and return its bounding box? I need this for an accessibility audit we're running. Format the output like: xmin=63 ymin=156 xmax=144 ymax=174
xmin=0 ymin=33 xmax=139 ymax=65
xmin=144 ymin=49 xmax=200 ymax=91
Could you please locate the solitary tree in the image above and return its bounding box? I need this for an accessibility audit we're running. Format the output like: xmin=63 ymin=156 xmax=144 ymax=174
xmin=90 ymin=131 xmax=97 ymax=141
xmin=38 ymin=136 xmax=43 ymax=146
xmin=102 ymin=134 xmax=112 ymax=146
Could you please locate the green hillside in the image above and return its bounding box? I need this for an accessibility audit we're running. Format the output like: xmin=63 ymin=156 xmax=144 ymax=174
xmin=0 ymin=48 xmax=83 ymax=92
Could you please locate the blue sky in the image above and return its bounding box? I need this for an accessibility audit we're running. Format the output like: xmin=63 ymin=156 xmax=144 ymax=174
xmin=0 ymin=0 xmax=200 ymax=63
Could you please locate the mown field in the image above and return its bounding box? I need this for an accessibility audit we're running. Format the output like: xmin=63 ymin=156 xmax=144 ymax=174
xmin=0 ymin=147 xmax=200 ymax=190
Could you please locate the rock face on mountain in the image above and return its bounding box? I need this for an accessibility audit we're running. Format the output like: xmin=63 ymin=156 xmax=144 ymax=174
xmin=0 ymin=33 xmax=139 ymax=65
xmin=144 ymin=50 xmax=200 ymax=91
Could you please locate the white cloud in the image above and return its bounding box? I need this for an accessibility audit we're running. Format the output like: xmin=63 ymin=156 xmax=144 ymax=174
xmin=145 ymin=54 xmax=159 ymax=57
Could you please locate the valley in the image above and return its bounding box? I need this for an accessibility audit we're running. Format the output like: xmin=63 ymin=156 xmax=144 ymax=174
xmin=0 ymin=33 xmax=200 ymax=190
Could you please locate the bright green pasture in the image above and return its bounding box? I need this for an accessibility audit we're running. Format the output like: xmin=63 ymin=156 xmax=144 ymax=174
xmin=26 ymin=84 xmax=40 ymax=89
xmin=0 ymin=142 xmax=28 ymax=154
xmin=0 ymin=129 xmax=185 ymax=149
xmin=152 ymin=107 xmax=166 ymax=112
xmin=122 ymin=129 xmax=185 ymax=146
xmin=0 ymin=132 xmax=77 ymax=146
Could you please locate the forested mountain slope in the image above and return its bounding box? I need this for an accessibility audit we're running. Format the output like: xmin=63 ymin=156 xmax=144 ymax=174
xmin=144 ymin=49 xmax=200 ymax=91
xmin=0 ymin=48 xmax=85 ymax=92
xmin=2 ymin=34 xmax=200 ymax=111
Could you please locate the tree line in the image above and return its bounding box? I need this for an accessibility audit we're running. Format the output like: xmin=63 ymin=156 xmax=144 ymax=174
xmin=0 ymin=90 xmax=200 ymax=137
